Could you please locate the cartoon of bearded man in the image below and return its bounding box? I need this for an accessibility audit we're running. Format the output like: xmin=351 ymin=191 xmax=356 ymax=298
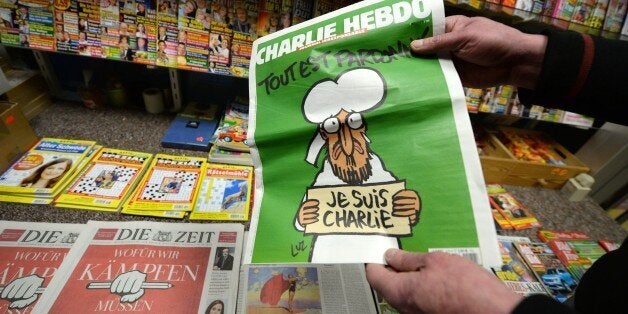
xmin=295 ymin=68 xmax=422 ymax=263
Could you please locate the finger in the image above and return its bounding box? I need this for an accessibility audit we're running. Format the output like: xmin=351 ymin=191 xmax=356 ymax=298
xmin=5 ymin=282 xmax=17 ymax=298
xmin=411 ymin=31 xmax=465 ymax=55
xmin=303 ymin=200 xmax=319 ymax=207
xmin=365 ymin=264 xmax=402 ymax=300
xmin=131 ymin=279 xmax=143 ymax=294
xmin=115 ymin=278 xmax=127 ymax=294
xmin=24 ymin=283 xmax=39 ymax=299
xmin=123 ymin=277 xmax=134 ymax=293
xmin=302 ymin=206 xmax=319 ymax=214
xmin=392 ymin=209 xmax=415 ymax=217
xmin=392 ymin=203 xmax=417 ymax=210
xmin=110 ymin=278 xmax=120 ymax=293
xmin=14 ymin=281 xmax=30 ymax=298
xmin=385 ymin=249 xmax=428 ymax=272
xmin=303 ymin=218 xmax=319 ymax=225
xmin=302 ymin=212 xmax=319 ymax=219
xmin=445 ymin=15 xmax=468 ymax=33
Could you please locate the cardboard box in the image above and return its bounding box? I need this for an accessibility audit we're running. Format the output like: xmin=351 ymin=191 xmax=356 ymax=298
xmin=0 ymin=102 xmax=38 ymax=173
xmin=477 ymin=126 xmax=589 ymax=189
xmin=4 ymin=69 xmax=51 ymax=120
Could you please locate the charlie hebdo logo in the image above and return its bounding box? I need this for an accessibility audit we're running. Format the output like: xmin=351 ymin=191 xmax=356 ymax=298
xmin=295 ymin=68 xmax=422 ymax=263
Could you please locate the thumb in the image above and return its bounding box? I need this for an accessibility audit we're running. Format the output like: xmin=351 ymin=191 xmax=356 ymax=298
xmin=385 ymin=249 xmax=428 ymax=272
xmin=410 ymin=31 xmax=463 ymax=55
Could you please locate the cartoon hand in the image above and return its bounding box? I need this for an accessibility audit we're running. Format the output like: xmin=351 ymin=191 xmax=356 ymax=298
xmin=392 ymin=190 xmax=421 ymax=226
xmin=297 ymin=200 xmax=319 ymax=226
xmin=110 ymin=270 xmax=146 ymax=303
xmin=0 ymin=274 xmax=44 ymax=309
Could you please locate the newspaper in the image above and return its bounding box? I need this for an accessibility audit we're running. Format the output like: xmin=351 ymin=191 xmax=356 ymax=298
xmin=33 ymin=221 xmax=244 ymax=314
xmin=0 ymin=221 xmax=84 ymax=313
xmin=240 ymin=263 xmax=377 ymax=314
xmin=246 ymin=0 xmax=500 ymax=266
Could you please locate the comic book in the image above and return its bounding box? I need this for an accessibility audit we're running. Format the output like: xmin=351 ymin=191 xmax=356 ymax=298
xmin=514 ymin=242 xmax=578 ymax=302
xmin=553 ymin=0 xmax=579 ymax=20
xmin=32 ymin=221 xmax=244 ymax=313
xmin=189 ymin=163 xmax=254 ymax=221
xmin=211 ymin=99 xmax=250 ymax=152
xmin=488 ymin=192 xmax=541 ymax=230
xmin=0 ymin=138 xmax=96 ymax=198
xmin=492 ymin=209 xmax=513 ymax=230
xmin=247 ymin=0 xmax=500 ymax=266
xmin=536 ymin=230 xmax=596 ymax=281
xmin=121 ymin=154 xmax=206 ymax=212
xmin=598 ymin=239 xmax=620 ymax=252
xmin=585 ymin=0 xmax=609 ymax=28
xmin=492 ymin=236 xmax=551 ymax=297
xmin=54 ymin=148 xmax=153 ymax=212
xmin=0 ymin=221 xmax=84 ymax=313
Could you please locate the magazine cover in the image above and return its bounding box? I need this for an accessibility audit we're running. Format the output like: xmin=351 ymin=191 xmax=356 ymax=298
xmin=488 ymin=192 xmax=541 ymax=230
xmin=8 ymin=0 xmax=56 ymax=51
xmin=233 ymin=0 xmax=258 ymax=37
xmin=208 ymin=21 xmax=233 ymax=75
xmin=0 ymin=138 xmax=96 ymax=196
xmin=492 ymin=236 xmax=551 ymax=297
xmin=190 ymin=163 xmax=254 ymax=221
xmin=243 ymin=264 xmax=377 ymax=313
xmin=212 ymin=99 xmax=251 ymax=152
xmin=133 ymin=0 xmax=158 ymax=64
xmin=122 ymin=154 xmax=206 ymax=212
xmin=0 ymin=221 xmax=83 ymax=313
xmin=77 ymin=0 xmax=102 ymax=57
xmin=246 ymin=0 xmax=500 ymax=266
xmin=603 ymin=0 xmax=628 ymax=32
xmin=33 ymin=221 xmax=244 ymax=313
xmin=256 ymin=0 xmax=281 ymax=37
xmin=514 ymin=242 xmax=577 ymax=302
xmin=53 ymin=0 xmax=79 ymax=53
xmin=208 ymin=145 xmax=253 ymax=166
xmin=54 ymin=148 xmax=153 ymax=211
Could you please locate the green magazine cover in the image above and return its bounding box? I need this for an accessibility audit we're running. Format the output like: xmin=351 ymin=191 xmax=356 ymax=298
xmin=246 ymin=0 xmax=500 ymax=266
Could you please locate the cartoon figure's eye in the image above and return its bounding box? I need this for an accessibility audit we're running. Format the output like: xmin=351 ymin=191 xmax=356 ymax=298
xmin=347 ymin=113 xmax=363 ymax=129
xmin=322 ymin=117 xmax=340 ymax=133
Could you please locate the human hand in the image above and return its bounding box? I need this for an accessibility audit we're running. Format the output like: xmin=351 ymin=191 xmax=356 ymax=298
xmin=392 ymin=190 xmax=420 ymax=226
xmin=0 ymin=275 xmax=44 ymax=309
xmin=110 ymin=270 xmax=146 ymax=303
xmin=411 ymin=15 xmax=547 ymax=90
xmin=366 ymin=249 xmax=522 ymax=314
xmin=297 ymin=199 xmax=319 ymax=226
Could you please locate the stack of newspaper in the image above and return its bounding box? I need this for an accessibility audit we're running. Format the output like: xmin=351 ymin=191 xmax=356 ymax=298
xmin=54 ymin=148 xmax=154 ymax=212
xmin=0 ymin=138 xmax=98 ymax=205
xmin=121 ymin=154 xmax=207 ymax=219
xmin=0 ymin=220 xmax=244 ymax=313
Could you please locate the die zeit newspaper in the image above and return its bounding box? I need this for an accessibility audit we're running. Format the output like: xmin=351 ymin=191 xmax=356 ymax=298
xmin=33 ymin=221 xmax=244 ymax=314
xmin=246 ymin=0 xmax=501 ymax=266
xmin=0 ymin=221 xmax=84 ymax=313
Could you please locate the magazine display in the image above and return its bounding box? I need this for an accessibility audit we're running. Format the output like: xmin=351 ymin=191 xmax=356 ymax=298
xmin=241 ymin=263 xmax=377 ymax=314
xmin=246 ymin=0 xmax=500 ymax=266
xmin=190 ymin=163 xmax=254 ymax=221
xmin=0 ymin=138 xmax=96 ymax=204
xmin=492 ymin=236 xmax=551 ymax=297
xmin=0 ymin=221 xmax=84 ymax=313
xmin=55 ymin=148 xmax=153 ymax=212
xmin=33 ymin=221 xmax=244 ymax=313
xmin=514 ymin=242 xmax=578 ymax=302
xmin=208 ymin=145 xmax=254 ymax=166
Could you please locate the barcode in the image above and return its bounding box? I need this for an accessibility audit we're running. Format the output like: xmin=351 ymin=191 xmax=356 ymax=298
xmin=33 ymin=199 xmax=48 ymax=204
xmin=163 ymin=211 xmax=180 ymax=217
xmin=94 ymin=199 xmax=111 ymax=205
xmin=231 ymin=214 xmax=244 ymax=219
xmin=173 ymin=204 xmax=188 ymax=210
xmin=429 ymin=248 xmax=481 ymax=264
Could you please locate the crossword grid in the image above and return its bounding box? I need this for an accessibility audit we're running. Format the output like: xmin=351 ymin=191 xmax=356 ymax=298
xmin=69 ymin=164 xmax=139 ymax=198
xmin=138 ymin=169 xmax=199 ymax=202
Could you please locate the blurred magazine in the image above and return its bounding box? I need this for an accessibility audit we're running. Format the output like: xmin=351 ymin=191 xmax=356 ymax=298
xmin=55 ymin=148 xmax=153 ymax=212
xmin=208 ymin=145 xmax=253 ymax=166
xmin=33 ymin=221 xmax=244 ymax=313
xmin=514 ymin=242 xmax=577 ymax=302
xmin=0 ymin=221 xmax=84 ymax=312
xmin=212 ymin=99 xmax=250 ymax=152
xmin=492 ymin=236 xmax=551 ymax=297
xmin=190 ymin=163 xmax=254 ymax=221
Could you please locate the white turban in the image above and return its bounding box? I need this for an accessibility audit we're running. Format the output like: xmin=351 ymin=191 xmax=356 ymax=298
xmin=302 ymin=68 xmax=386 ymax=123
xmin=303 ymin=68 xmax=387 ymax=165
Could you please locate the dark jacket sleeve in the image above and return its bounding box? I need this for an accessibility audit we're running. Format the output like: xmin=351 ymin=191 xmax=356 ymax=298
xmin=511 ymin=294 xmax=574 ymax=314
xmin=517 ymin=28 xmax=628 ymax=126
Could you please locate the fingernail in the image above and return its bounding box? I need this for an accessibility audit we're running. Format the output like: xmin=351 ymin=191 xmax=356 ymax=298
xmin=411 ymin=39 xmax=424 ymax=49
xmin=384 ymin=249 xmax=398 ymax=261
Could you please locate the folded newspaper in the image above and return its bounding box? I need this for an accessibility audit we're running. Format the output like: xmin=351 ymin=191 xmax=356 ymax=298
xmin=33 ymin=221 xmax=244 ymax=313
xmin=0 ymin=221 xmax=84 ymax=312
xmin=246 ymin=0 xmax=500 ymax=266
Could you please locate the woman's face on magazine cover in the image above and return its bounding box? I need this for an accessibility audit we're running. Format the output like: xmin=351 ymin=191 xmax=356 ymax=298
xmin=209 ymin=303 xmax=222 ymax=314
xmin=41 ymin=161 xmax=69 ymax=179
